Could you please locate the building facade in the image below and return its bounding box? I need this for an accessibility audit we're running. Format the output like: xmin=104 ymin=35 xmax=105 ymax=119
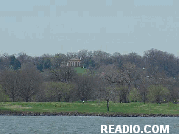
xmin=67 ymin=58 xmax=81 ymax=67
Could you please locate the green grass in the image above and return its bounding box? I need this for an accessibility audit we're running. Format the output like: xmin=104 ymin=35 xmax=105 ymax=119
xmin=0 ymin=101 xmax=178 ymax=115
xmin=74 ymin=67 xmax=88 ymax=74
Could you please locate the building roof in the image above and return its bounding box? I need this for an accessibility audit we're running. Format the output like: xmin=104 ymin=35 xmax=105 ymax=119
xmin=69 ymin=58 xmax=81 ymax=61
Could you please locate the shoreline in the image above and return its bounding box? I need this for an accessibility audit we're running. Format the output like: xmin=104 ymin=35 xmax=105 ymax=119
xmin=0 ymin=111 xmax=178 ymax=117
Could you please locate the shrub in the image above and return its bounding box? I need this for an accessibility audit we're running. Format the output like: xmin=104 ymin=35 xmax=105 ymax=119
xmin=129 ymin=88 xmax=142 ymax=102
xmin=147 ymin=85 xmax=170 ymax=103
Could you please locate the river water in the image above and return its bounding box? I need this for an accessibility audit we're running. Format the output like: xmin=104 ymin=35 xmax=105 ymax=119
xmin=0 ymin=116 xmax=178 ymax=134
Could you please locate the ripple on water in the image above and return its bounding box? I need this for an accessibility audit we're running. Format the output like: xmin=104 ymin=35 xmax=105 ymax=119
xmin=0 ymin=116 xmax=178 ymax=134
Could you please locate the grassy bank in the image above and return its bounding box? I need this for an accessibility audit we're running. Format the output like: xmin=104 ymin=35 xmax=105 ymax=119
xmin=0 ymin=101 xmax=178 ymax=116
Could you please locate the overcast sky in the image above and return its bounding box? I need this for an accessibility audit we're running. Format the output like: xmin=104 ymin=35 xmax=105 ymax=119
xmin=0 ymin=0 xmax=179 ymax=57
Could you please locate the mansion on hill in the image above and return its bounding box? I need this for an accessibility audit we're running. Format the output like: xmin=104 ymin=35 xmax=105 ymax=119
xmin=66 ymin=58 xmax=81 ymax=67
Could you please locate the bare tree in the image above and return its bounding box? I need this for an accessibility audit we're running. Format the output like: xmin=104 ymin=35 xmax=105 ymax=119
xmin=66 ymin=52 xmax=78 ymax=60
xmin=17 ymin=53 xmax=33 ymax=65
xmin=98 ymin=64 xmax=119 ymax=111
xmin=115 ymin=86 xmax=129 ymax=103
xmin=50 ymin=66 xmax=77 ymax=82
xmin=170 ymin=80 xmax=179 ymax=103
xmin=0 ymin=69 xmax=19 ymax=102
xmin=98 ymin=64 xmax=131 ymax=104
xmin=42 ymin=81 xmax=74 ymax=102
xmin=136 ymin=67 xmax=150 ymax=104
xmin=51 ymin=53 xmax=67 ymax=69
xmin=18 ymin=63 xmax=42 ymax=102
xmin=74 ymin=73 xmax=96 ymax=101
xmin=96 ymin=76 xmax=112 ymax=111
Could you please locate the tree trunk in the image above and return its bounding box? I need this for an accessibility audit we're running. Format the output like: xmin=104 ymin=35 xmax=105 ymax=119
xmin=64 ymin=97 xmax=70 ymax=102
xmin=107 ymin=99 xmax=109 ymax=111
xmin=12 ymin=96 xmax=15 ymax=102
xmin=58 ymin=94 xmax=62 ymax=102
xmin=25 ymin=97 xmax=29 ymax=102
xmin=143 ymin=92 xmax=146 ymax=104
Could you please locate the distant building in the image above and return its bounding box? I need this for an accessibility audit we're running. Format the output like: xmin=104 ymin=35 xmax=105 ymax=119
xmin=67 ymin=58 xmax=81 ymax=67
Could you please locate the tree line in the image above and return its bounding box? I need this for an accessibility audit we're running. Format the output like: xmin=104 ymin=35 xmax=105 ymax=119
xmin=0 ymin=48 xmax=178 ymax=104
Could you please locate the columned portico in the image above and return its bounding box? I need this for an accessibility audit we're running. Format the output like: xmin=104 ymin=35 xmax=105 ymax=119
xmin=67 ymin=58 xmax=81 ymax=67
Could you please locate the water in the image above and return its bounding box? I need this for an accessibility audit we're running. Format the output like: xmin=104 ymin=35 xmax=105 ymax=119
xmin=0 ymin=116 xmax=178 ymax=134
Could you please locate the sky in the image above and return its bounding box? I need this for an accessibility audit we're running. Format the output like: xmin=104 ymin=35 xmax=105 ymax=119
xmin=0 ymin=0 xmax=179 ymax=57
